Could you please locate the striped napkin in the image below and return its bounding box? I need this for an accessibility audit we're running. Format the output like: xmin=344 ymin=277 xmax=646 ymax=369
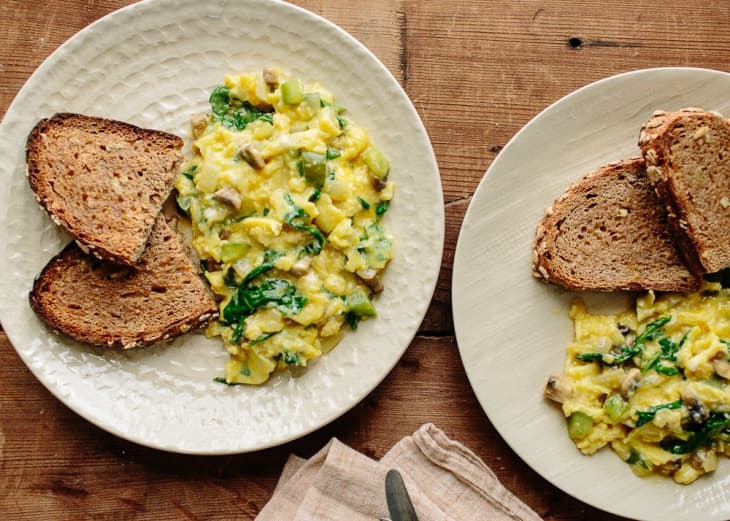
xmin=256 ymin=423 xmax=543 ymax=521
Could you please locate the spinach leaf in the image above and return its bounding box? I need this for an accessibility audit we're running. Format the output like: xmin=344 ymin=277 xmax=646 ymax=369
xmin=223 ymin=251 xmax=303 ymax=344
xmin=283 ymin=193 xmax=325 ymax=255
xmin=577 ymin=316 xmax=672 ymax=365
xmin=210 ymin=86 xmax=231 ymax=117
xmin=224 ymin=278 xmax=307 ymax=343
xmin=224 ymin=267 xmax=239 ymax=288
xmin=308 ymin=188 xmax=321 ymax=202
xmin=209 ymin=85 xmax=273 ymax=131
xmin=636 ymin=399 xmax=683 ymax=427
xmin=283 ymin=351 xmax=302 ymax=366
xmin=250 ymin=331 xmax=279 ymax=345
xmin=375 ymin=200 xmax=389 ymax=217
xmin=626 ymin=448 xmax=649 ymax=469
xmin=181 ymin=164 xmax=198 ymax=180
xmin=641 ymin=332 xmax=688 ymax=374
xmin=213 ymin=376 xmax=241 ymax=386
xmin=344 ymin=311 xmax=359 ymax=330
xmin=576 ymin=343 xmax=642 ymax=364
xmin=661 ymin=412 xmax=730 ymax=454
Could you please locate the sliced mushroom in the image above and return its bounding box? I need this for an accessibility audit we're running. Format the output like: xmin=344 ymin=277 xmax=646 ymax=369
xmin=291 ymin=256 xmax=311 ymax=276
xmin=371 ymin=176 xmax=387 ymax=192
xmin=617 ymin=323 xmax=631 ymax=336
xmin=238 ymin=144 xmax=266 ymax=170
xmin=263 ymin=68 xmax=279 ymax=87
xmin=357 ymin=268 xmax=383 ymax=293
xmin=544 ymin=375 xmax=573 ymax=404
xmin=214 ymin=187 xmax=242 ymax=210
xmin=690 ymin=447 xmax=718 ymax=473
xmin=620 ymin=368 xmax=641 ymax=399
xmin=713 ymin=352 xmax=730 ymax=379
xmin=681 ymin=390 xmax=709 ymax=425
xmin=656 ymin=458 xmax=682 ymax=475
xmin=190 ymin=112 xmax=209 ymax=139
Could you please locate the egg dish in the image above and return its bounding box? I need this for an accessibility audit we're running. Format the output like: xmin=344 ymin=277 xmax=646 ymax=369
xmin=174 ymin=69 xmax=395 ymax=385
xmin=546 ymin=281 xmax=730 ymax=484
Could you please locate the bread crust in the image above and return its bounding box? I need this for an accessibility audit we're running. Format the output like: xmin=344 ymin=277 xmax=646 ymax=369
xmin=638 ymin=108 xmax=730 ymax=274
xmin=532 ymin=158 xmax=700 ymax=292
xmin=29 ymin=216 xmax=218 ymax=349
xmin=26 ymin=113 xmax=183 ymax=266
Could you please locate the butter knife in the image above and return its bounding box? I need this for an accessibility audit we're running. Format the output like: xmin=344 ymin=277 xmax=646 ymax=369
xmin=384 ymin=468 xmax=420 ymax=521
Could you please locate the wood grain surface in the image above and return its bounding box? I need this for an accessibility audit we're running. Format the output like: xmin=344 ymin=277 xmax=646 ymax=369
xmin=2 ymin=0 xmax=730 ymax=519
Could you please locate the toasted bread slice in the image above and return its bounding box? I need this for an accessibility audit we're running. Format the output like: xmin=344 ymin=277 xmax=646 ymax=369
xmin=29 ymin=216 xmax=218 ymax=349
xmin=26 ymin=113 xmax=183 ymax=265
xmin=639 ymin=108 xmax=730 ymax=274
xmin=533 ymin=158 xmax=700 ymax=292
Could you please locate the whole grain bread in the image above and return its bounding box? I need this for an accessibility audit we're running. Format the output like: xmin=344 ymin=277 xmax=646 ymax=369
xmin=638 ymin=108 xmax=730 ymax=274
xmin=26 ymin=113 xmax=183 ymax=266
xmin=532 ymin=158 xmax=700 ymax=292
xmin=29 ymin=215 xmax=218 ymax=349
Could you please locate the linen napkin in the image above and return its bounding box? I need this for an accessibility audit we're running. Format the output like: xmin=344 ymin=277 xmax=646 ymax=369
xmin=256 ymin=423 xmax=543 ymax=521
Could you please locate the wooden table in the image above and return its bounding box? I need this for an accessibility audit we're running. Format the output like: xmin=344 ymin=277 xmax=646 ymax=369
xmin=1 ymin=1 xmax=728 ymax=519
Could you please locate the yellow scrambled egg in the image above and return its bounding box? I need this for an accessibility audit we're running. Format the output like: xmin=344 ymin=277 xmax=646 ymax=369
xmin=547 ymin=281 xmax=730 ymax=484
xmin=174 ymin=69 xmax=395 ymax=385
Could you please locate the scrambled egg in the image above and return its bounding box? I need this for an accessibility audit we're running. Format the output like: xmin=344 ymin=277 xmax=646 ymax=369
xmin=547 ymin=281 xmax=730 ymax=484
xmin=174 ymin=69 xmax=395 ymax=385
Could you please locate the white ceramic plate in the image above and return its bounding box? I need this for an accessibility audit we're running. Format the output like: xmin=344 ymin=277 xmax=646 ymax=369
xmin=453 ymin=68 xmax=730 ymax=521
xmin=0 ymin=0 xmax=443 ymax=454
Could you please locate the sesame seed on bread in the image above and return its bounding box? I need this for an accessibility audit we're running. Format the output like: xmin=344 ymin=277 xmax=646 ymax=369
xmin=532 ymin=158 xmax=700 ymax=292
xmin=26 ymin=113 xmax=183 ymax=266
xmin=639 ymin=108 xmax=730 ymax=274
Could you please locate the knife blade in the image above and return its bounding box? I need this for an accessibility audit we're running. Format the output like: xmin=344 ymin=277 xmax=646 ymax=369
xmin=385 ymin=468 xmax=419 ymax=521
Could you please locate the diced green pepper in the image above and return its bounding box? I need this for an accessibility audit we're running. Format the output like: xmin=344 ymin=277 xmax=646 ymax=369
xmin=302 ymin=151 xmax=326 ymax=188
xmin=221 ymin=242 xmax=250 ymax=262
xmin=567 ymin=411 xmax=593 ymax=440
xmin=281 ymin=78 xmax=304 ymax=104
xmin=362 ymin=146 xmax=390 ymax=179
xmin=603 ymin=393 xmax=629 ymax=423
xmin=345 ymin=288 xmax=376 ymax=318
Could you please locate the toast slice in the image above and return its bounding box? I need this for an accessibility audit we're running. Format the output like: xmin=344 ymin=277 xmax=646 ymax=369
xmin=638 ymin=108 xmax=730 ymax=274
xmin=26 ymin=113 xmax=183 ymax=266
xmin=532 ymin=158 xmax=700 ymax=292
xmin=29 ymin=215 xmax=218 ymax=349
